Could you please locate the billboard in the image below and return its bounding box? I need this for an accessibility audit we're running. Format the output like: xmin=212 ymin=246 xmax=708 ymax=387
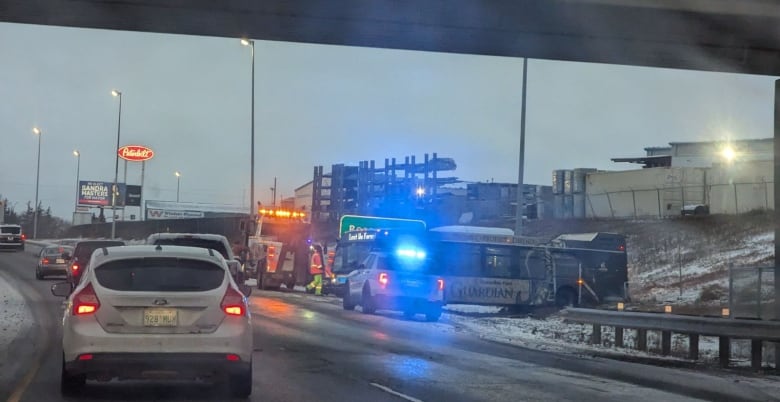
xmin=145 ymin=200 xmax=246 ymax=220
xmin=125 ymin=185 xmax=142 ymax=207
xmin=78 ymin=181 xmax=140 ymax=207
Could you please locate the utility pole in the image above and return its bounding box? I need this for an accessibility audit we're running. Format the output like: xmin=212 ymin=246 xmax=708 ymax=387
xmin=514 ymin=58 xmax=528 ymax=236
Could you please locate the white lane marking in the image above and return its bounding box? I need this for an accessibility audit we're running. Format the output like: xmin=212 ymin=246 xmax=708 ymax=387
xmin=369 ymin=382 xmax=424 ymax=402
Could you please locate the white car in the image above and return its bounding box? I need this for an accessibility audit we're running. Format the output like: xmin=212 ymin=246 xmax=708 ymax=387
xmin=51 ymin=245 xmax=253 ymax=397
xmin=342 ymin=247 xmax=445 ymax=321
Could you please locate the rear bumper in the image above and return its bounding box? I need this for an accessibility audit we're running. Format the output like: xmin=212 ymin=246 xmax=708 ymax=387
xmin=39 ymin=265 xmax=68 ymax=275
xmin=375 ymin=295 xmax=442 ymax=311
xmin=0 ymin=241 xmax=23 ymax=248
xmin=65 ymin=353 xmax=251 ymax=379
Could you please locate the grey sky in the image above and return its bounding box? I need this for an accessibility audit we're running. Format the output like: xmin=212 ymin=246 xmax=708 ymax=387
xmin=1 ymin=22 xmax=776 ymax=220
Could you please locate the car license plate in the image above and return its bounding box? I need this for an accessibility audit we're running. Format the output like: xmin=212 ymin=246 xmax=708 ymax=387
xmin=143 ymin=308 xmax=178 ymax=327
xmin=404 ymin=280 xmax=422 ymax=288
xmin=56 ymin=258 xmax=65 ymax=264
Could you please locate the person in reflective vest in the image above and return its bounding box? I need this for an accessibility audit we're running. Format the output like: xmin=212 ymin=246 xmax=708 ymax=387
xmin=306 ymin=244 xmax=324 ymax=295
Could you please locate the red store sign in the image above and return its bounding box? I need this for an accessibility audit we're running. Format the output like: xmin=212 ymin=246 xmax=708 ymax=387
xmin=118 ymin=145 xmax=154 ymax=162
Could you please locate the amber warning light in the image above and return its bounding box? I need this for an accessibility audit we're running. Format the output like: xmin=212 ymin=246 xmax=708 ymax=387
xmin=258 ymin=208 xmax=306 ymax=219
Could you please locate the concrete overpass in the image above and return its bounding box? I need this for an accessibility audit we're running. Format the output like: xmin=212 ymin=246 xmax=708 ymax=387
xmin=1 ymin=0 xmax=780 ymax=75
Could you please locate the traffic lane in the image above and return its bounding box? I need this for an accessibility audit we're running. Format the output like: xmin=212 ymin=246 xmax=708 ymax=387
xmin=258 ymin=291 xmax=779 ymax=401
xmin=249 ymin=291 xmax=704 ymax=402
xmin=2 ymin=247 xmax=401 ymax=402
xmin=0 ymin=247 xmax=60 ymax=402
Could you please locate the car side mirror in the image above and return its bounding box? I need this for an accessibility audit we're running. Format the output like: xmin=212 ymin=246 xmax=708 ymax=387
xmin=51 ymin=282 xmax=73 ymax=297
xmin=238 ymin=284 xmax=252 ymax=297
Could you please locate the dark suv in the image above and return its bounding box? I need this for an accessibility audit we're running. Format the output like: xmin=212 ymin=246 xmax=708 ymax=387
xmin=65 ymin=239 xmax=126 ymax=284
xmin=0 ymin=224 xmax=25 ymax=251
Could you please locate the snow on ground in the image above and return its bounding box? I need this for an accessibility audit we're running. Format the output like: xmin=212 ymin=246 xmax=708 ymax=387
xmin=0 ymin=273 xmax=33 ymax=360
xmin=443 ymin=304 xmax=504 ymax=314
xmin=442 ymin=311 xmax=776 ymax=368
xmin=631 ymin=231 xmax=774 ymax=304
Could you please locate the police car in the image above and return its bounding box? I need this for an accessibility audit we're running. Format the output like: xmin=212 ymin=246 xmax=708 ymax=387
xmin=341 ymin=245 xmax=445 ymax=321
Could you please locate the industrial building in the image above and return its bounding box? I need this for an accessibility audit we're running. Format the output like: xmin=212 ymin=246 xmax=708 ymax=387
xmin=553 ymin=138 xmax=773 ymax=219
xmin=294 ymin=153 xmax=551 ymax=237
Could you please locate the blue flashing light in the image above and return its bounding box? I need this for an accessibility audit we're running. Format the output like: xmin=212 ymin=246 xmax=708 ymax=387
xmin=396 ymin=248 xmax=426 ymax=259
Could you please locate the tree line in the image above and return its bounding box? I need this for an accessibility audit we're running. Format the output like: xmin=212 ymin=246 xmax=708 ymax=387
xmin=1 ymin=196 xmax=71 ymax=239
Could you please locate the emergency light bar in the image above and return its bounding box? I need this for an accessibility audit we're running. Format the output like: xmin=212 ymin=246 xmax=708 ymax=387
xmin=258 ymin=208 xmax=306 ymax=219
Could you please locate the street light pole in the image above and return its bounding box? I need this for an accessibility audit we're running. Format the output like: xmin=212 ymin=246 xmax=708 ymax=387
xmin=73 ymin=150 xmax=80 ymax=213
xmin=241 ymin=38 xmax=256 ymax=231
xmin=32 ymin=127 xmax=42 ymax=239
xmin=175 ymin=171 xmax=181 ymax=202
xmin=514 ymin=58 xmax=528 ymax=236
xmin=111 ymin=89 xmax=122 ymax=239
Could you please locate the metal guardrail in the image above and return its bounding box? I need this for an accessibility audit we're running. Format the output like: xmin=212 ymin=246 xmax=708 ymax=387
xmin=562 ymin=307 xmax=780 ymax=369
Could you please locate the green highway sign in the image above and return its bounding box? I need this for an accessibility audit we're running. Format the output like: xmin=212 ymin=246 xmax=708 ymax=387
xmin=338 ymin=215 xmax=426 ymax=238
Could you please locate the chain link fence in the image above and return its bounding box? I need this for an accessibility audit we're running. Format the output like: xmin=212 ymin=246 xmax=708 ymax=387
xmin=583 ymin=181 xmax=773 ymax=219
xmin=729 ymin=266 xmax=776 ymax=320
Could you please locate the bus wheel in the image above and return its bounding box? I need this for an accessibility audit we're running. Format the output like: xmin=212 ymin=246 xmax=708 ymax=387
xmin=361 ymin=284 xmax=376 ymax=314
xmin=555 ymin=288 xmax=577 ymax=309
xmin=285 ymin=279 xmax=296 ymax=290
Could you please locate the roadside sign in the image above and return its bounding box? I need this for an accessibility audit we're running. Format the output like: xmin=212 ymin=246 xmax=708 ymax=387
xmin=338 ymin=215 xmax=426 ymax=238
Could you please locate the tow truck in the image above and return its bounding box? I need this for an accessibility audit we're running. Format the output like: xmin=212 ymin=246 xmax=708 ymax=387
xmin=248 ymin=207 xmax=311 ymax=290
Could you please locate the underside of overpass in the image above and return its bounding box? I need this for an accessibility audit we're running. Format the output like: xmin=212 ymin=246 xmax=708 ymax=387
xmin=2 ymin=0 xmax=780 ymax=76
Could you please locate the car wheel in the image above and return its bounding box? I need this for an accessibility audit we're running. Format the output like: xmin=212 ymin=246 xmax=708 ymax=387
xmin=342 ymin=283 xmax=356 ymax=311
xmin=60 ymin=355 xmax=85 ymax=396
xmin=228 ymin=361 xmax=252 ymax=398
xmin=555 ymin=288 xmax=578 ymax=309
xmin=35 ymin=269 xmax=43 ymax=280
xmin=425 ymin=304 xmax=442 ymax=322
xmin=361 ymin=284 xmax=376 ymax=314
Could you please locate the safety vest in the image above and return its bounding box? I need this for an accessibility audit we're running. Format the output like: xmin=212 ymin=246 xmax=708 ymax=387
xmin=310 ymin=252 xmax=323 ymax=275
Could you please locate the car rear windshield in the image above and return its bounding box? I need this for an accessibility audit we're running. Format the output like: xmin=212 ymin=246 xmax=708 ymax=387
xmin=380 ymin=255 xmax=438 ymax=274
xmin=152 ymin=238 xmax=229 ymax=259
xmin=0 ymin=227 xmax=21 ymax=234
xmin=95 ymin=257 xmax=225 ymax=292
xmin=74 ymin=241 xmax=125 ymax=261
xmin=43 ymin=246 xmax=72 ymax=256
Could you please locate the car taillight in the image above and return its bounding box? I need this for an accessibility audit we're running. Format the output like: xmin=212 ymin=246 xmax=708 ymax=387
xmin=378 ymin=272 xmax=389 ymax=287
xmin=41 ymin=258 xmax=49 ymax=265
xmin=72 ymin=283 xmax=100 ymax=315
xmin=221 ymin=286 xmax=246 ymax=316
xmin=437 ymin=279 xmax=445 ymax=291
xmin=71 ymin=264 xmax=79 ymax=273
xmin=21 ymin=234 xmax=26 ymax=240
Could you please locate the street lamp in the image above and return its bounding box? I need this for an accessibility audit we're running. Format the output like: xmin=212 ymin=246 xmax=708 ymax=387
xmin=73 ymin=150 xmax=80 ymax=213
xmin=240 ymin=38 xmax=256 ymax=222
xmin=175 ymin=171 xmax=181 ymax=202
xmin=32 ymin=127 xmax=41 ymax=239
xmin=111 ymin=89 xmax=122 ymax=239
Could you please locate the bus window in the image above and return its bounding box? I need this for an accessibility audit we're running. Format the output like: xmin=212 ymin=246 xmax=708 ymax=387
xmin=438 ymin=242 xmax=481 ymax=277
xmin=520 ymin=248 xmax=547 ymax=279
xmin=484 ymin=247 xmax=512 ymax=278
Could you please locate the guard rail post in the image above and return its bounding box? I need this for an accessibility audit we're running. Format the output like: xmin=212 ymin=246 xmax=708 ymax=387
xmin=751 ymin=340 xmax=762 ymax=370
xmin=689 ymin=334 xmax=699 ymax=360
xmin=615 ymin=327 xmax=624 ymax=348
xmin=719 ymin=337 xmax=730 ymax=368
xmin=592 ymin=324 xmax=601 ymax=345
xmin=661 ymin=331 xmax=672 ymax=355
xmin=637 ymin=329 xmax=647 ymax=351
